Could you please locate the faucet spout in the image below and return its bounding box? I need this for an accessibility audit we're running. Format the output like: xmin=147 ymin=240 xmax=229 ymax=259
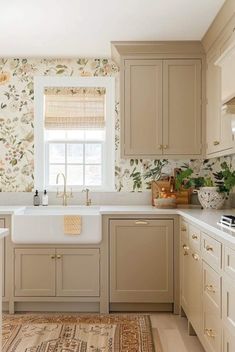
xmin=56 ymin=173 xmax=72 ymax=206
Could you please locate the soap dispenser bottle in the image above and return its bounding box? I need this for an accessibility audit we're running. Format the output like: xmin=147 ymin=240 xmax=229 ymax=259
xmin=42 ymin=190 xmax=48 ymax=206
xmin=33 ymin=190 xmax=40 ymax=206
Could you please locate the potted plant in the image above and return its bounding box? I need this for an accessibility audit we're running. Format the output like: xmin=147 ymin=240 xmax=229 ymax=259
xmin=194 ymin=161 xmax=235 ymax=209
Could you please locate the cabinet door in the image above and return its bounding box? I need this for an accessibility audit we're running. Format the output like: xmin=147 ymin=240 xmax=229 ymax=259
xmin=163 ymin=59 xmax=202 ymax=155
xmin=15 ymin=249 xmax=56 ymax=296
xmin=123 ymin=59 xmax=163 ymax=157
xmin=206 ymin=51 xmax=233 ymax=156
xmin=203 ymin=294 xmax=221 ymax=352
xmin=223 ymin=327 xmax=235 ymax=352
xmin=188 ymin=248 xmax=202 ymax=334
xmin=56 ymin=249 xmax=100 ymax=297
xmin=110 ymin=219 xmax=173 ymax=303
xmin=222 ymin=275 xmax=235 ymax=334
xmin=0 ymin=218 xmax=5 ymax=298
xmin=180 ymin=223 xmax=190 ymax=314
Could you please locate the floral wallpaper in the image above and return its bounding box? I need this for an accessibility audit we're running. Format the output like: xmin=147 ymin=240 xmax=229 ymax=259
xmin=0 ymin=57 xmax=234 ymax=192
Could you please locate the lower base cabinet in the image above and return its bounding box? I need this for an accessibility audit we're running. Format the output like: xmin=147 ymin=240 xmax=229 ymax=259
xmin=223 ymin=327 xmax=235 ymax=352
xmin=109 ymin=219 xmax=174 ymax=303
xmin=15 ymin=248 xmax=100 ymax=297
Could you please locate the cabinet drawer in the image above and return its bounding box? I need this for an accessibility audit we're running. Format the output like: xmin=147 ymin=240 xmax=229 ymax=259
xmin=189 ymin=224 xmax=201 ymax=251
xmin=223 ymin=327 xmax=235 ymax=352
xmin=222 ymin=276 xmax=235 ymax=334
xmin=203 ymin=261 xmax=221 ymax=311
xmin=203 ymin=295 xmax=221 ymax=352
xmin=202 ymin=233 xmax=222 ymax=271
xmin=224 ymin=247 xmax=235 ymax=280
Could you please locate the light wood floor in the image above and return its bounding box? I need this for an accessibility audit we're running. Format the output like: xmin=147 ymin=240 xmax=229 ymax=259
xmin=150 ymin=313 xmax=205 ymax=352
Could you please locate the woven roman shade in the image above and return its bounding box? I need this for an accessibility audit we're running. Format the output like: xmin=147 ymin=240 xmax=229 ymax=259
xmin=44 ymin=87 xmax=106 ymax=129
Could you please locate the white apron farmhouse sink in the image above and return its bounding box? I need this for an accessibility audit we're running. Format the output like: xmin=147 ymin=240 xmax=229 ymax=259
xmin=12 ymin=206 xmax=101 ymax=244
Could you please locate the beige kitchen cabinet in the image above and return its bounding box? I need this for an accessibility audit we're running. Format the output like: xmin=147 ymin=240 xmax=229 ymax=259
xmin=15 ymin=248 xmax=100 ymax=298
xmin=206 ymin=48 xmax=233 ymax=156
xmin=121 ymin=56 xmax=203 ymax=158
xmin=180 ymin=221 xmax=190 ymax=315
xmin=15 ymin=248 xmax=56 ymax=297
xmin=123 ymin=59 xmax=163 ymax=157
xmin=188 ymin=247 xmax=203 ymax=335
xmin=163 ymin=59 xmax=202 ymax=155
xmin=56 ymin=248 xmax=99 ymax=297
xmin=110 ymin=219 xmax=174 ymax=303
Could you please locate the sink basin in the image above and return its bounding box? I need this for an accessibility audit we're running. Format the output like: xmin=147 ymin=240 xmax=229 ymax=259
xmin=12 ymin=206 xmax=101 ymax=244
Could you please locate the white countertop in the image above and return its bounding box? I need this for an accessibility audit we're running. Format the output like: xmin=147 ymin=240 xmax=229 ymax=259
xmin=1 ymin=204 xmax=235 ymax=247
xmin=0 ymin=228 xmax=9 ymax=239
xmin=0 ymin=206 xmax=25 ymax=215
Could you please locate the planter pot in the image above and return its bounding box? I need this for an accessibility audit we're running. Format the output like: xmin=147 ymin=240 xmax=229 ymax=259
xmin=197 ymin=187 xmax=225 ymax=209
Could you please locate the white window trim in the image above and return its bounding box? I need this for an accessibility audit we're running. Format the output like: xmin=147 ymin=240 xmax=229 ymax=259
xmin=34 ymin=76 xmax=116 ymax=192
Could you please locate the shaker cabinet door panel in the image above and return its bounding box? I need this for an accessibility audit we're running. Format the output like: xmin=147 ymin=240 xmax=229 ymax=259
xmin=15 ymin=249 xmax=56 ymax=297
xmin=123 ymin=60 xmax=163 ymax=157
xmin=163 ymin=59 xmax=202 ymax=155
xmin=110 ymin=219 xmax=174 ymax=303
xmin=56 ymin=249 xmax=100 ymax=297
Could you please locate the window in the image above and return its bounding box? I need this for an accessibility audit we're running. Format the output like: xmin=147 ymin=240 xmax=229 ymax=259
xmin=34 ymin=77 xmax=115 ymax=191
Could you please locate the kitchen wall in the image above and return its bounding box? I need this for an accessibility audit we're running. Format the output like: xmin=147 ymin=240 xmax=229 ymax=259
xmin=0 ymin=57 xmax=234 ymax=193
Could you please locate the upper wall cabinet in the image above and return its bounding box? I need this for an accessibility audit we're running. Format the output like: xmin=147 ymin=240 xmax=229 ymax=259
xmin=203 ymin=11 xmax=235 ymax=157
xmin=112 ymin=42 xmax=204 ymax=159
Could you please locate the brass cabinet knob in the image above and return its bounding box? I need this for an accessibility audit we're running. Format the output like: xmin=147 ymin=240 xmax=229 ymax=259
xmin=205 ymin=284 xmax=216 ymax=293
xmin=205 ymin=328 xmax=216 ymax=338
xmin=57 ymin=255 xmax=62 ymax=259
xmin=192 ymin=234 xmax=198 ymax=240
xmin=51 ymin=255 xmax=55 ymax=259
xmin=192 ymin=253 xmax=200 ymax=261
xmin=213 ymin=141 xmax=220 ymax=146
xmin=181 ymin=227 xmax=187 ymax=232
xmin=206 ymin=245 xmax=213 ymax=252
xmin=183 ymin=244 xmax=189 ymax=250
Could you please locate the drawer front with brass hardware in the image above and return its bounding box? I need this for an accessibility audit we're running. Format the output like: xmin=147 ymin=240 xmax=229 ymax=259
xmin=203 ymin=294 xmax=221 ymax=352
xmin=202 ymin=233 xmax=222 ymax=271
xmin=189 ymin=224 xmax=201 ymax=251
xmin=203 ymin=261 xmax=221 ymax=310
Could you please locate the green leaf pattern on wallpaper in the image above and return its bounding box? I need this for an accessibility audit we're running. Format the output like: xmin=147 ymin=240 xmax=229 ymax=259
xmin=0 ymin=57 xmax=234 ymax=192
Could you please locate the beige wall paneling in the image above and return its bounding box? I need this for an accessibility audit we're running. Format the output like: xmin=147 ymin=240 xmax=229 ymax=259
xmin=123 ymin=59 xmax=163 ymax=158
xmin=56 ymin=248 xmax=100 ymax=297
xmin=110 ymin=219 xmax=174 ymax=303
xmin=15 ymin=248 xmax=56 ymax=297
xmin=163 ymin=59 xmax=202 ymax=156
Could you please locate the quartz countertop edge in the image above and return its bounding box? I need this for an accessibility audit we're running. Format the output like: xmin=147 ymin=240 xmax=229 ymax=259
xmin=1 ymin=204 xmax=235 ymax=247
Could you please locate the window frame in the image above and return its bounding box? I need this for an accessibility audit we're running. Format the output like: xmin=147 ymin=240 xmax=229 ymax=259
xmin=34 ymin=76 xmax=115 ymax=192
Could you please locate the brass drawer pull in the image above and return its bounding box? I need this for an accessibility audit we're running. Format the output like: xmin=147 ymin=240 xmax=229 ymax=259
xmin=205 ymin=284 xmax=216 ymax=293
xmin=57 ymin=255 xmax=62 ymax=259
xmin=183 ymin=245 xmax=189 ymax=250
xmin=135 ymin=221 xmax=148 ymax=225
xmin=205 ymin=328 xmax=216 ymax=338
xmin=51 ymin=255 xmax=55 ymax=259
xmin=181 ymin=227 xmax=187 ymax=232
xmin=213 ymin=141 xmax=220 ymax=146
xmin=192 ymin=234 xmax=198 ymax=240
xmin=192 ymin=253 xmax=199 ymax=261
xmin=206 ymin=245 xmax=213 ymax=252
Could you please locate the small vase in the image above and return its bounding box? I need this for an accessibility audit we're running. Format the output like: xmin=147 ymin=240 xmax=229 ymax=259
xmin=197 ymin=187 xmax=225 ymax=209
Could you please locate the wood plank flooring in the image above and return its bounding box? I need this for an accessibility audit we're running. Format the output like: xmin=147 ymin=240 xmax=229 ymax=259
xmin=150 ymin=313 xmax=205 ymax=352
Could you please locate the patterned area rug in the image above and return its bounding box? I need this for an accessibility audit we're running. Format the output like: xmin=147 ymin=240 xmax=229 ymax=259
xmin=2 ymin=314 xmax=160 ymax=352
